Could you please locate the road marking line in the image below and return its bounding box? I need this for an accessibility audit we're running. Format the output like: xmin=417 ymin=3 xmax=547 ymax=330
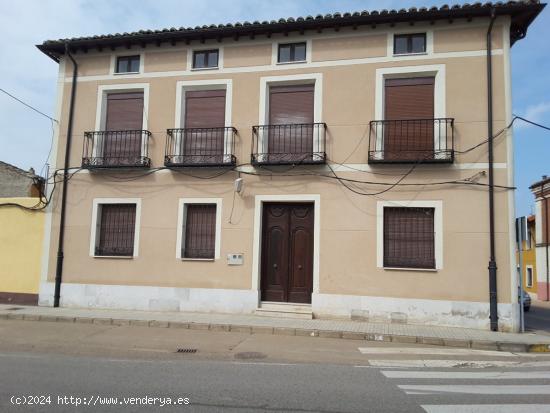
xmin=421 ymin=405 xmax=550 ymax=413
xmin=383 ymin=370 xmax=550 ymax=379
xmin=399 ymin=384 xmax=550 ymax=395
xmin=358 ymin=347 xmax=515 ymax=357
xmin=365 ymin=360 xmax=550 ymax=368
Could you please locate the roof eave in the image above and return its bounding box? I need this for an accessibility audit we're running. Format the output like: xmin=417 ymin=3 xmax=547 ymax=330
xmin=36 ymin=2 xmax=547 ymax=62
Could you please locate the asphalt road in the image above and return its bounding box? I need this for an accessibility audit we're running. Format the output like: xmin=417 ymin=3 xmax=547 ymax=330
xmin=1 ymin=319 xmax=550 ymax=412
xmin=525 ymin=300 xmax=550 ymax=336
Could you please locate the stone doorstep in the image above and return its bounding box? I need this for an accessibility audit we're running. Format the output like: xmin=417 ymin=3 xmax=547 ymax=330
xmin=5 ymin=311 xmax=550 ymax=353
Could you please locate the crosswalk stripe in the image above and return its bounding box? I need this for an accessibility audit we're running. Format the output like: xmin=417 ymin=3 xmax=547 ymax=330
xmin=358 ymin=347 xmax=515 ymax=357
xmin=383 ymin=370 xmax=550 ymax=379
xmin=398 ymin=384 xmax=550 ymax=395
xmin=366 ymin=360 xmax=524 ymax=368
xmin=421 ymin=405 xmax=550 ymax=413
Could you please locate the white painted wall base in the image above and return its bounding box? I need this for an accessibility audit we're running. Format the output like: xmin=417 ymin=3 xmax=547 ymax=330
xmin=312 ymin=293 xmax=517 ymax=332
xmin=38 ymin=282 xmax=516 ymax=331
xmin=38 ymin=282 xmax=258 ymax=314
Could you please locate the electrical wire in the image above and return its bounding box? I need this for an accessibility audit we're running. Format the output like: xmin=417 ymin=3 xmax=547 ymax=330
xmin=3 ymin=113 xmax=547 ymax=210
xmin=0 ymin=87 xmax=58 ymax=123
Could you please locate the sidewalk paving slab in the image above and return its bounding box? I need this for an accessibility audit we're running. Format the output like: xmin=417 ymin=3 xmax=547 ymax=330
xmin=1 ymin=304 xmax=549 ymax=352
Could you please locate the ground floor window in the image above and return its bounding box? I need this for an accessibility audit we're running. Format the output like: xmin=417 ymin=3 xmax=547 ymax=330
xmin=383 ymin=206 xmax=436 ymax=269
xmin=92 ymin=202 xmax=139 ymax=257
xmin=177 ymin=198 xmax=222 ymax=260
xmin=526 ymin=266 xmax=533 ymax=288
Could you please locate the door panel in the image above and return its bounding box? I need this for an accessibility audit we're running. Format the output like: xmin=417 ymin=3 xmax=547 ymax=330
xmin=184 ymin=90 xmax=226 ymax=160
xmin=268 ymin=85 xmax=314 ymax=161
xmin=260 ymin=203 xmax=313 ymax=303
xmin=104 ymin=92 xmax=144 ymax=163
xmin=384 ymin=77 xmax=434 ymax=160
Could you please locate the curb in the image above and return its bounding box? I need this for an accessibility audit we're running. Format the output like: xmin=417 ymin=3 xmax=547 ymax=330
xmin=4 ymin=312 xmax=550 ymax=353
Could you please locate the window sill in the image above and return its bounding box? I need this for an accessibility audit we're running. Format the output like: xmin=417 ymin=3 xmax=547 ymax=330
xmin=190 ymin=67 xmax=219 ymax=71
xmin=276 ymin=60 xmax=307 ymax=65
xmin=383 ymin=267 xmax=438 ymax=272
xmin=113 ymin=71 xmax=141 ymax=75
xmin=180 ymin=257 xmax=215 ymax=262
xmin=392 ymin=52 xmax=428 ymax=57
xmin=93 ymin=255 xmax=134 ymax=259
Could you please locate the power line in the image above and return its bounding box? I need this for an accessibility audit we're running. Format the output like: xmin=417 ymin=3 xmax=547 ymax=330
xmin=0 ymin=87 xmax=58 ymax=123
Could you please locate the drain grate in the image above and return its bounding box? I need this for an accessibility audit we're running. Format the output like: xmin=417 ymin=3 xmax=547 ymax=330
xmin=234 ymin=351 xmax=267 ymax=360
xmin=176 ymin=348 xmax=198 ymax=354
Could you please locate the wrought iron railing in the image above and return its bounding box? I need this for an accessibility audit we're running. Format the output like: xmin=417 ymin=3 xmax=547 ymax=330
xmin=82 ymin=130 xmax=151 ymax=168
xmin=251 ymin=123 xmax=327 ymax=165
xmin=165 ymin=127 xmax=237 ymax=167
xmin=368 ymin=118 xmax=454 ymax=163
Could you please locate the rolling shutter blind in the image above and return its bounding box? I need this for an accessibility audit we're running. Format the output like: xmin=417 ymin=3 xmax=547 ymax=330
xmin=97 ymin=204 xmax=136 ymax=257
xmin=104 ymin=92 xmax=144 ymax=161
xmin=383 ymin=207 xmax=435 ymax=269
xmin=184 ymin=90 xmax=226 ymax=157
xmin=183 ymin=204 xmax=216 ymax=259
xmin=268 ymin=85 xmax=314 ymax=156
xmin=384 ymin=77 xmax=435 ymax=160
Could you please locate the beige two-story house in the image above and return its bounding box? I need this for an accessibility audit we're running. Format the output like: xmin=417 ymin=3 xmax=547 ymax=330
xmin=37 ymin=1 xmax=545 ymax=331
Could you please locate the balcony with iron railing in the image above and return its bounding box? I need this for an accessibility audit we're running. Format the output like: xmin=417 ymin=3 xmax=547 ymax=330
xmin=165 ymin=127 xmax=237 ymax=167
xmin=368 ymin=118 xmax=454 ymax=164
xmin=251 ymin=123 xmax=327 ymax=165
xmin=82 ymin=130 xmax=151 ymax=169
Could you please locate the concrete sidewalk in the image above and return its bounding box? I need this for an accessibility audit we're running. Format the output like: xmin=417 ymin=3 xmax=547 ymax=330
xmin=1 ymin=304 xmax=549 ymax=352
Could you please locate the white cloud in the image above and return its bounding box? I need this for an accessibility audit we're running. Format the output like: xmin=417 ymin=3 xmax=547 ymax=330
xmin=515 ymin=101 xmax=550 ymax=129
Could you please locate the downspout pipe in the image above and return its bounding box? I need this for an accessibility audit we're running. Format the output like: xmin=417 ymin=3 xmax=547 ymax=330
xmin=487 ymin=9 xmax=498 ymax=331
xmin=53 ymin=45 xmax=77 ymax=307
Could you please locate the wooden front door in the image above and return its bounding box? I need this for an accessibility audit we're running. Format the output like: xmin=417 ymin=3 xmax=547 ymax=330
xmin=260 ymin=203 xmax=314 ymax=304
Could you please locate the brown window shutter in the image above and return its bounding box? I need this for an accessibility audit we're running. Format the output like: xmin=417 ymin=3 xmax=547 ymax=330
xmin=384 ymin=77 xmax=435 ymax=160
xmin=184 ymin=204 xmax=216 ymax=259
xmin=183 ymin=90 xmax=226 ymax=157
xmin=268 ymin=85 xmax=314 ymax=156
xmin=104 ymin=92 xmax=144 ymax=161
xmin=543 ymin=197 xmax=550 ymax=245
xmin=383 ymin=207 xmax=435 ymax=269
xmin=97 ymin=204 xmax=136 ymax=256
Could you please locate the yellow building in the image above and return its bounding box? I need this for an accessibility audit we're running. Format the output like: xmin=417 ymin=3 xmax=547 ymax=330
xmin=0 ymin=162 xmax=45 ymax=305
xmin=517 ymin=215 xmax=538 ymax=299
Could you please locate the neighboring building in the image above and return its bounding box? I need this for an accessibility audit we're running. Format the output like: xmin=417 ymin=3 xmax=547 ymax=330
xmin=37 ymin=2 xmax=544 ymax=331
xmin=530 ymin=175 xmax=550 ymax=301
xmin=0 ymin=161 xmax=44 ymax=198
xmin=0 ymin=161 xmax=45 ymax=305
xmin=516 ymin=215 xmax=538 ymax=299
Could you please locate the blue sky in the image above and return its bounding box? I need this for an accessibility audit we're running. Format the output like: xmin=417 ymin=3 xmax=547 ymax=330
xmin=0 ymin=0 xmax=548 ymax=216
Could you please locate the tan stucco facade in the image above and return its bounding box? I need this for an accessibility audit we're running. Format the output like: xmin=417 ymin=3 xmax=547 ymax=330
xmin=40 ymin=17 xmax=520 ymax=331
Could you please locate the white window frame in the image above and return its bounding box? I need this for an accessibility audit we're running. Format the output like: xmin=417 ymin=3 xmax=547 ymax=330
xmin=94 ymin=83 xmax=150 ymax=159
xmin=173 ymin=79 xmax=233 ymax=158
xmin=376 ymin=200 xmax=443 ymax=271
xmin=272 ymin=39 xmax=312 ymax=65
xmin=187 ymin=47 xmax=223 ymax=71
xmin=374 ymin=64 xmax=446 ymax=160
xmin=526 ymin=265 xmax=534 ymax=288
xmin=176 ymin=198 xmax=223 ymax=261
xmin=89 ymin=198 xmax=142 ymax=258
xmin=388 ymin=30 xmax=434 ymax=57
xmin=257 ymin=73 xmax=323 ymax=161
xmin=110 ymin=52 xmax=145 ymax=75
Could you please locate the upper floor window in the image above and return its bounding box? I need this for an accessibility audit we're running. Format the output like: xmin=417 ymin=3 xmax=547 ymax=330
xmin=115 ymin=55 xmax=140 ymax=73
xmin=192 ymin=49 xmax=219 ymax=69
xmin=278 ymin=42 xmax=306 ymax=63
xmin=393 ymin=33 xmax=426 ymax=55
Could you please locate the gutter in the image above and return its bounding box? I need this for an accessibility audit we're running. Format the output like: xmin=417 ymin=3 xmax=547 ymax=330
xmin=545 ymin=183 xmax=549 ymax=301
xmin=487 ymin=9 xmax=499 ymax=332
xmin=53 ymin=45 xmax=78 ymax=308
